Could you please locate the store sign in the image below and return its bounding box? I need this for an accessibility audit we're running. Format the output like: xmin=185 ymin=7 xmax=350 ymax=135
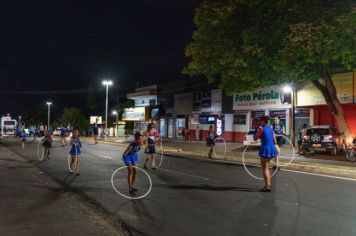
xmin=233 ymin=85 xmax=292 ymax=110
xmin=297 ymin=72 xmax=355 ymax=106
xmin=90 ymin=116 xmax=103 ymax=125
xmin=215 ymin=116 xmax=225 ymax=136
xmin=269 ymin=110 xmax=286 ymax=119
xmin=122 ymin=107 xmax=145 ymax=121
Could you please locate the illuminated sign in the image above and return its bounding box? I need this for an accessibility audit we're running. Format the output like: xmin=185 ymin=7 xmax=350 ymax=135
xmin=122 ymin=107 xmax=145 ymax=121
xmin=233 ymin=85 xmax=292 ymax=110
xmin=90 ymin=116 xmax=103 ymax=125
xmin=215 ymin=116 xmax=224 ymax=136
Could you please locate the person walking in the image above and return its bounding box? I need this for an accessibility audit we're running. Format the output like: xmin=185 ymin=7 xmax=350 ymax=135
xmin=271 ymin=116 xmax=285 ymax=170
xmin=207 ymin=125 xmax=217 ymax=158
xmin=92 ymin=123 xmax=99 ymax=144
xmin=254 ymin=116 xmax=279 ymax=192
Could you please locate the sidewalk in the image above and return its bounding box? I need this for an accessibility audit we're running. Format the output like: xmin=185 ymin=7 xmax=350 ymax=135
xmin=0 ymin=145 xmax=125 ymax=236
xmin=83 ymin=136 xmax=356 ymax=179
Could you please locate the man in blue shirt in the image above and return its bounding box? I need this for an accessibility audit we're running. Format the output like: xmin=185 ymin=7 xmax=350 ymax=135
xmin=92 ymin=123 xmax=99 ymax=144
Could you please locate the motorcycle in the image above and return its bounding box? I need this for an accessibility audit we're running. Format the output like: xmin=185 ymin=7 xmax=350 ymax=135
xmin=346 ymin=138 xmax=356 ymax=162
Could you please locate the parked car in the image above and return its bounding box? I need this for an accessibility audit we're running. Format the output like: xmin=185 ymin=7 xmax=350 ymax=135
xmin=53 ymin=127 xmax=61 ymax=136
xmin=243 ymin=130 xmax=261 ymax=147
xmin=301 ymin=125 xmax=346 ymax=155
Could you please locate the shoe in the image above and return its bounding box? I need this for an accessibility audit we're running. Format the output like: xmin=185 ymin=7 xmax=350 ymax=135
xmin=144 ymin=164 xmax=148 ymax=169
xmin=259 ymin=186 xmax=271 ymax=192
xmin=132 ymin=188 xmax=138 ymax=192
xmin=76 ymin=173 xmax=80 ymax=176
xmin=272 ymin=165 xmax=280 ymax=171
xmin=129 ymin=188 xmax=135 ymax=194
xmin=69 ymin=171 xmax=73 ymax=174
xmin=151 ymin=167 xmax=156 ymax=170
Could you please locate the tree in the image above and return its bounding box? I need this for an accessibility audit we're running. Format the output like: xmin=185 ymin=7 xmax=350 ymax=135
xmin=22 ymin=106 xmax=47 ymax=126
xmin=61 ymin=107 xmax=86 ymax=131
xmin=185 ymin=0 xmax=356 ymax=144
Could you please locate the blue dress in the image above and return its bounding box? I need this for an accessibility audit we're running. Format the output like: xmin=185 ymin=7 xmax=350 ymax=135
xmin=259 ymin=125 xmax=279 ymax=159
xmin=92 ymin=125 xmax=98 ymax=135
xmin=123 ymin=142 xmax=141 ymax=166
xmin=69 ymin=137 xmax=81 ymax=155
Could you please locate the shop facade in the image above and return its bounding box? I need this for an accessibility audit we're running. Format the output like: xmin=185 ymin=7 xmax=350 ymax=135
xmin=296 ymin=72 xmax=356 ymax=137
xmin=231 ymin=85 xmax=294 ymax=143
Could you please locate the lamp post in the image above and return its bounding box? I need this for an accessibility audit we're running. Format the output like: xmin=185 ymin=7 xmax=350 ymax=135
xmin=283 ymin=85 xmax=295 ymax=145
xmin=102 ymin=80 xmax=113 ymax=140
xmin=112 ymin=110 xmax=118 ymax=137
xmin=46 ymin=102 xmax=52 ymax=131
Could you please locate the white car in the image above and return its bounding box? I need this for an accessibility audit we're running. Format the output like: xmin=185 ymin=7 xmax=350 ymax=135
xmin=243 ymin=130 xmax=261 ymax=147
xmin=53 ymin=128 xmax=61 ymax=136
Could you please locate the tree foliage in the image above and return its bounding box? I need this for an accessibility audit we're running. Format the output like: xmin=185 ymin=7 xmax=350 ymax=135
xmin=185 ymin=0 xmax=356 ymax=142
xmin=61 ymin=107 xmax=86 ymax=131
xmin=185 ymin=0 xmax=355 ymax=94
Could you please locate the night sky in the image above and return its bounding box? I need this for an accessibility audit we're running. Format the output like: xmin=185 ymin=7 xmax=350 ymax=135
xmin=0 ymin=0 xmax=201 ymax=117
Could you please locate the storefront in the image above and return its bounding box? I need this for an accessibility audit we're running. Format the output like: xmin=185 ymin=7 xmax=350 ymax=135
xmin=231 ymin=85 xmax=292 ymax=142
xmin=296 ymin=72 xmax=356 ymax=137
xmin=122 ymin=107 xmax=149 ymax=135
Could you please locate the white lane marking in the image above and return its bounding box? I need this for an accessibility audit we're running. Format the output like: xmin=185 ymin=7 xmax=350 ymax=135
xmin=282 ymin=169 xmax=356 ymax=182
xmin=158 ymin=168 xmax=215 ymax=182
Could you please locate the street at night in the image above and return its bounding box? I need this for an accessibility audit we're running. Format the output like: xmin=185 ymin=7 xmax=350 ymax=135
xmin=1 ymin=137 xmax=356 ymax=236
xmin=1 ymin=0 xmax=356 ymax=235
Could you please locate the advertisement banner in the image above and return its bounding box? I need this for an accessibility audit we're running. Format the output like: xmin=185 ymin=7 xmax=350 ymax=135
xmin=297 ymin=72 xmax=354 ymax=106
xmin=90 ymin=116 xmax=103 ymax=125
xmin=122 ymin=107 xmax=145 ymax=121
xmin=233 ymin=85 xmax=292 ymax=110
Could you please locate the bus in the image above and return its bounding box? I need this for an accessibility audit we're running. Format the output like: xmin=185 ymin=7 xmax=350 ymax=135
xmin=1 ymin=116 xmax=18 ymax=136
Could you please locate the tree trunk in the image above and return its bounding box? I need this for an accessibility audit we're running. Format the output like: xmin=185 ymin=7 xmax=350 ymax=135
xmin=312 ymin=74 xmax=353 ymax=146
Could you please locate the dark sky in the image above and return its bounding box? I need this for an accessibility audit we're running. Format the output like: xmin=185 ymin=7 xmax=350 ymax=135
xmin=0 ymin=0 xmax=201 ymax=116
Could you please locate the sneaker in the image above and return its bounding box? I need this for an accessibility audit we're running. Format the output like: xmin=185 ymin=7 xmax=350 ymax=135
xmin=132 ymin=188 xmax=138 ymax=192
xmin=151 ymin=167 xmax=156 ymax=170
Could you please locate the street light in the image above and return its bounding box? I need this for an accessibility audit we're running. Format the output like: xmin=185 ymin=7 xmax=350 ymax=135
xmin=112 ymin=110 xmax=118 ymax=137
xmin=283 ymin=85 xmax=295 ymax=145
xmin=46 ymin=102 xmax=52 ymax=131
xmin=102 ymin=80 xmax=113 ymax=140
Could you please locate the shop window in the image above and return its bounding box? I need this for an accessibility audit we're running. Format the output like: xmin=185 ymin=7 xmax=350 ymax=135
xmin=234 ymin=114 xmax=247 ymax=125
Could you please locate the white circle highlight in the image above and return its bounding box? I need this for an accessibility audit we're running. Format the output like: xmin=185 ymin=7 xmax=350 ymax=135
xmin=37 ymin=139 xmax=44 ymax=161
xmin=111 ymin=166 xmax=152 ymax=200
xmin=242 ymin=144 xmax=278 ymax=180
xmin=213 ymin=137 xmax=227 ymax=158
xmin=274 ymin=135 xmax=295 ymax=167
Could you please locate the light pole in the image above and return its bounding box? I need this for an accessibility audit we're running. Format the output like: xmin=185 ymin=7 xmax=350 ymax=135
xmin=46 ymin=102 xmax=52 ymax=131
xmin=18 ymin=116 xmax=22 ymax=127
xmin=283 ymin=85 xmax=295 ymax=145
xmin=112 ymin=110 xmax=118 ymax=137
xmin=102 ymin=80 xmax=113 ymax=140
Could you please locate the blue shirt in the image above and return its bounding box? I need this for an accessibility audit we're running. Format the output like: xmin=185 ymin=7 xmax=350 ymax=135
xmin=125 ymin=142 xmax=141 ymax=156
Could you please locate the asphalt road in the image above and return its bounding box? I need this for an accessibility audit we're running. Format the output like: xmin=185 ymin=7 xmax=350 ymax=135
xmin=1 ymin=137 xmax=356 ymax=236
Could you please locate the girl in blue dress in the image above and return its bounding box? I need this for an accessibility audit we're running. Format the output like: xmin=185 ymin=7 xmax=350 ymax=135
xmin=122 ymin=132 xmax=143 ymax=194
xmin=69 ymin=128 xmax=82 ymax=175
xmin=254 ymin=116 xmax=279 ymax=192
